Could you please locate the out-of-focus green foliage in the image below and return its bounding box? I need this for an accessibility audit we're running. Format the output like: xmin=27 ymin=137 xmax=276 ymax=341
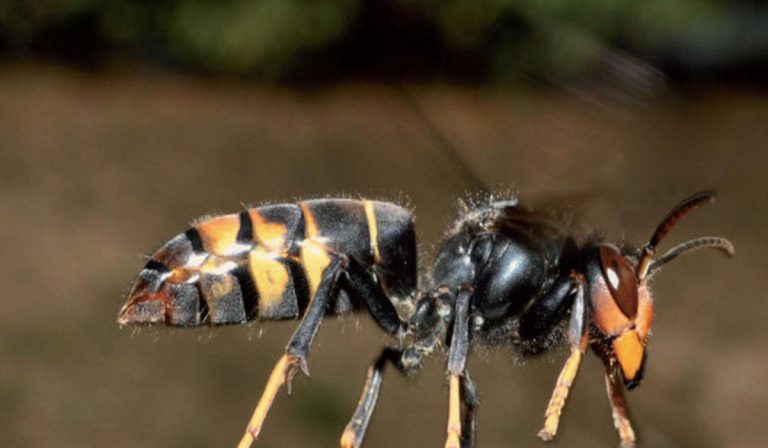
xmin=0 ymin=0 xmax=763 ymax=81
xmin=168 ymin=0 xmax=357 ymax=74
xmin=403 ymin=0 xmax=752 ymax=81
xmin=0 ymin=0 xmax=356 ymax=77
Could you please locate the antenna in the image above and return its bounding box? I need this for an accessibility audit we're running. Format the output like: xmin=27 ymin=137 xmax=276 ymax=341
xmin=636 ymin=191 xmax=717 ymax=280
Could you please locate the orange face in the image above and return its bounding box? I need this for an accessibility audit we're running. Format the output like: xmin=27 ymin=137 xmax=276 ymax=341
xmin=590 ymin=244 xmax=654 ymax=389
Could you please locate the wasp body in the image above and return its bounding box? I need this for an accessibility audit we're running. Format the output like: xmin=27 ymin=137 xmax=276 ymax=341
xmin=119 ymin=199 xmax=416 ymax=328
xmin=118 ymin=192 xmax=733 ymax=448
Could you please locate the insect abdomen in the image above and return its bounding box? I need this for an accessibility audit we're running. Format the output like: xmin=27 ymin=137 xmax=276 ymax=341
xmin=118 ymin=199 xmax=416 ymax=327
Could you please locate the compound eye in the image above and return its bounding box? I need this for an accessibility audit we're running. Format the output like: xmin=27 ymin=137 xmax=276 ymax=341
xmin=599 ymin=244 xmax=639 ymax=319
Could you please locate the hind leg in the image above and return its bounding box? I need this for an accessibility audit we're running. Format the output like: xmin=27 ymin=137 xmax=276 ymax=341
xmin=341 ymin=290 xmax=449 ymax=448
xmin=238 ymin=257 xmax=343 ymax=448
xmin=340 ymin=348 xmax=405 ymax=448
xmin=460 ymin=372 xmax=479 ymax=448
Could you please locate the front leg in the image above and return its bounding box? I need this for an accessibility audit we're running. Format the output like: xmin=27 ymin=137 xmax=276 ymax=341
xmin=605 ymin=367 xmax=637 ymax=448
xmin=516 ymin=274 xmax=588 ymax=442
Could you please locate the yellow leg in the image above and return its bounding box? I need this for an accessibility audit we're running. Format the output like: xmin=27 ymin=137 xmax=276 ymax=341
xmin=538 ymin=347 xmax=583 ymax=442
xmin=238 ymin=354 xmax=301 ymax=448
xmin=444 ymin=374 xmax=462 ymax=448
xmin=605 ymin=372 xmax=637 ymax=448
xmin=340 ymin=426 xmax=357 ymax=448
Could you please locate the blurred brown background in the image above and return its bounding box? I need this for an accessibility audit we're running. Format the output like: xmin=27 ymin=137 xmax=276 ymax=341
xmin=0 ymin=2 xmax=766 ymax=447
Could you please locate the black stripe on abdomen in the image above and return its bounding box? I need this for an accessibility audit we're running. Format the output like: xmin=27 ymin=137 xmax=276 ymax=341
xmin=236 ymin=210 xmax=253 ymax=244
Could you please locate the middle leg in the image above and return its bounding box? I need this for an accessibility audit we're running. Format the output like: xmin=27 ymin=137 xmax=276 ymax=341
xmin=445 ymin=288 xmax=472 ymax=448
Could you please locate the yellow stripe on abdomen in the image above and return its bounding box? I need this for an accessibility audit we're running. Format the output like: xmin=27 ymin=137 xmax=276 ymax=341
xmin=249 ymin=248 xmax=291 ymax=315
xmin=298 ymin=202 xmax=332 ymax=298
xmin=301 ymin=239 xmax=331 ymax=298
xmin=364 ymin=200 xmax=381 ymax=264
xmin=248 ymin=209 xmax=288 ymax=251
xmin=196 ymin=214 xmax=241 ymax=255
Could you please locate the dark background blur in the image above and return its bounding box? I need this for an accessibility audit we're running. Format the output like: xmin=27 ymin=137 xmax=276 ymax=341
xmin=0 ymin=1 xmax=766 ymax=447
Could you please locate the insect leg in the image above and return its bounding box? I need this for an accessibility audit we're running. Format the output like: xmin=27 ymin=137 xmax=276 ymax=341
xmin=604 ymin=368 xmax=637 ymax=448
xmin=343 ymin=257 xmax=406 ymax=336
xmin=538 ymin=277 xmax=588 ymax=442
xmin=518 ymin=274 xmax=581 ymax=341
xmin=445 ymin=288 xmax=472 ymax=448
xmin=341 ymin=289 xmax=449 ymax=448
xmin=340 ymin=347 xmax=404 ymax=448
xmin=238 ymin=256 xmax=343 ymax=448
xmin=460 ymin=371 xmax=479 ymax=448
